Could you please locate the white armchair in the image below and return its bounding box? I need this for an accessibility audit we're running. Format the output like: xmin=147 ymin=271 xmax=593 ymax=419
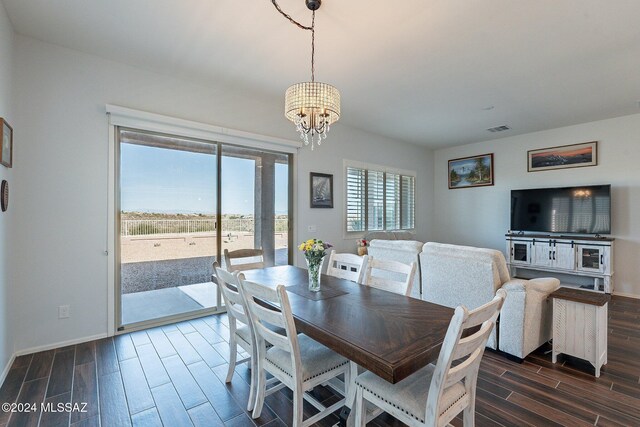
xmin=420 ymin=242 xmax=560 ymax=359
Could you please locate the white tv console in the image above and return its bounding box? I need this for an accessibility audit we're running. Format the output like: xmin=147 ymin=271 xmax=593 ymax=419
xmin=505 ymin=233 xmax=615 ymax=293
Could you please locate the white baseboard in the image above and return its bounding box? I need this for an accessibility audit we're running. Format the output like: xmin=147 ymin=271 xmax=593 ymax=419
xmin=612 ymin=291 xmax=640 ymax=300
xmin=14 ymin=333 xmax=109 ymax=357
xmin=0 ymin=333 xmax=109 ymax=388
xmin=0 ymin=353 xmax=16 ymax=387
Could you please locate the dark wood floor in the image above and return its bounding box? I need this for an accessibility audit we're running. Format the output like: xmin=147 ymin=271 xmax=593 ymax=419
xmin=1 ymin=295 xmax=639 ymax=427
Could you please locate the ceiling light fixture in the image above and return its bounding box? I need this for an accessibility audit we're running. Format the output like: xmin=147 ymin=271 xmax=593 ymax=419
xmin=272 ymin=0 xmax=340 ymax=150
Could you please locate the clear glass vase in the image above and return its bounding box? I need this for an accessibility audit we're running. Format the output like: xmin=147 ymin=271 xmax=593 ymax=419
xmin=305 ymin=256 xmax=325 ymax=292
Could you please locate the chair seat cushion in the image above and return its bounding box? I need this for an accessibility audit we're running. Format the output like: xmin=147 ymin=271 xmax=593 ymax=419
xmin=266 ymin=334 xmax=348 ymax=382
xmin=355 ymin=364 xmax=466 ymax=423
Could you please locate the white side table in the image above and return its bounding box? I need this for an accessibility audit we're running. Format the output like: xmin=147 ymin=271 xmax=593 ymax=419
xmin=550 ymin=287 xmax=610 ymax=377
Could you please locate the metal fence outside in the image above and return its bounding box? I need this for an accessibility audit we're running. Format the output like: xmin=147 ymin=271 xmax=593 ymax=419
xmin=121 ymin=218 xmax=289 ymax=236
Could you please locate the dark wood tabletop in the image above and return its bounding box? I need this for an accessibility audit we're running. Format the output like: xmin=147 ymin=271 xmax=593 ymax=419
xmin=550 ymin=286 xmax=611 ymax=306
xmin=241 ymin=265 xmax=454 ymax=384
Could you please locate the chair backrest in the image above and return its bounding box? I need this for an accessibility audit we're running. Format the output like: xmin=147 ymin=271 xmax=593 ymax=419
xmin=213 ymin=262 xmax=250 ymax=327
xmin=238 ymin=278 xmax=302 ymax=371
xmin=224 ymin=248 xmax=265 ymax=272
xmin=425 ymin=289 xmax=506 ymax=425
xmin=363 ymin=256 xmax=416 ymax=296
xmin=326 ymin=250 xmax=367 ymax=283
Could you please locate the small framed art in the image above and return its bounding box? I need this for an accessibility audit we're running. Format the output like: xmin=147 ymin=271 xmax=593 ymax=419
xmin=310 ymin=172 xmax=333 ymax=208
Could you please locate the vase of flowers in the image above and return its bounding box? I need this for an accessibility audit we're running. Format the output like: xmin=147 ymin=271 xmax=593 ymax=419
xmin=357 ymin=238 xmax=368 ymax=256
xmin=298 ymin=238 xmax=332 ymax=292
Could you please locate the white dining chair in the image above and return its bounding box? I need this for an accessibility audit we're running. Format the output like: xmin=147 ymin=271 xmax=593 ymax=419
xmin=353 ymin=289 xmax=506 ymax=427
xmin=239 ymin=277 xmax=351 ymax=427
xmin=224 ymin=248 xmax=265 ymax=271
xmin=213 ymin=263 xmax=260 ymax=411
xmin=362 ymin=256 xmax=417 ymax=296
xmin=326 ymin=250 xmax=367 ymax=283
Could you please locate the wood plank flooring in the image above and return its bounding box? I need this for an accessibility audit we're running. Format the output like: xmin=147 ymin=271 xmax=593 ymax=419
xmin=0 ymin=295 xmax=639 ymax=426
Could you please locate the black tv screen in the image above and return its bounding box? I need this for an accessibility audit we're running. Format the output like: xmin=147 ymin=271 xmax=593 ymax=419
xmin=511 ymin=185 xmax=611 ymax=234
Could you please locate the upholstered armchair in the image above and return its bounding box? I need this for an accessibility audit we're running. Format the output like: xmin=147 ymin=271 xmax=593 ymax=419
xmin=420 ymin=242 xmax=560 ymax=359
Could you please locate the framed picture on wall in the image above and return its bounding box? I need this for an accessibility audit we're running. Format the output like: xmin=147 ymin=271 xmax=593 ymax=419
xmin=0 ymin=118 xmax=13 ymax=168
xmin=527 ymin=141 xmax=597 ymax=172
xmin=448 ymin=153 xmax=494 ymax=189
xmin=310 ymin=172 xmax=333 ymax=208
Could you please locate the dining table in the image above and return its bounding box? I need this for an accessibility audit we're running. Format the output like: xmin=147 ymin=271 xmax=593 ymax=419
xmin=241 ymin=264 xmax=455 ymax=424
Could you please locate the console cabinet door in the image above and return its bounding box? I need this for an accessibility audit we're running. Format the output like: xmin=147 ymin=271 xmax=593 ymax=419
xmin=577 ymin=245 xmax=606 ymax=273
xmin=509 ymin=241 xmax=531 ymax=265
xmin=532 ymin=242 xmax=554 ymax=267
xmin=554 ymin=243 xmax=576 ymax=270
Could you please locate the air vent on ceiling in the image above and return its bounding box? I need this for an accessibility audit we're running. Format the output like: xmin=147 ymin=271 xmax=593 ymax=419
xmin=487 ymin=125 xmax=511 ymax=133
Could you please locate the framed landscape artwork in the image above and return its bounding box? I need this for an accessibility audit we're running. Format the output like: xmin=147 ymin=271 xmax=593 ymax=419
xmin=448 ymin=153 xmax=494 ymax=189
xmin=310 ymin=172 xmax=333 ymax=208
xmin=528 ymin=141 xmax=597 ymax=172
xmin=0 ymin=118 xmax=12 ymax=168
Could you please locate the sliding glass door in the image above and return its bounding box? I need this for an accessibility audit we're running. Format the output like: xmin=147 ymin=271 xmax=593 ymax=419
xmin=116 ymin=128 xmax=292 ymax=331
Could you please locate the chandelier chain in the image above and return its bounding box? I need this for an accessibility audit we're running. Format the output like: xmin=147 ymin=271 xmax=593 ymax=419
xmin=311 ymin=11 xmax=315 ymax=82
xmin=270 ymin=1 xmax=316 ymax=81
xmin=270 ymin=1 xmax=312 ymax=31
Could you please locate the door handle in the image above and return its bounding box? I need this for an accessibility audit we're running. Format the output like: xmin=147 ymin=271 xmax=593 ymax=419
xmin=511 ymin=247 xmax=514 ymax=256
xmin=553 ymin=251 xmax=556 ymax=261
xmin=600 ymin=254 xmax=604 ymax=265
xmin=549 ymin=251 xmax=552 ymax=260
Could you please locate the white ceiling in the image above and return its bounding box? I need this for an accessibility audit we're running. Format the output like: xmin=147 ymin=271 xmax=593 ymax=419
xmin=3 ymin=0 xmax=640 ymax=147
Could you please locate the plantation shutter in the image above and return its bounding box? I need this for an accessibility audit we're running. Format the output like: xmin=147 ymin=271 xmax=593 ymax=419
xmin=346 ymin=167 xmax=366 ymax=232
xmin=386 ymin=173 xmax=401 ymax=230
xmin=345 ymin=162 xmax=416 ymax=233
xmin=367 ymin=170 xmax=385 ymax=231
xmin=401 ymin=175 xmax=415 ymax=230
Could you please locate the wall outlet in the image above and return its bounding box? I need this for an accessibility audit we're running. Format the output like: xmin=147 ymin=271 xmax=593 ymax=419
xmin=308 ymin=225 xmax=317 ymax=232
xmin=58 ymin=305 xmax=70 ymax=319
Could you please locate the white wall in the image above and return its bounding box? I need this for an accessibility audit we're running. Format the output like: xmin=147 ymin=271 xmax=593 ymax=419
xmin=10 ymin=34 xmax=434 ymax=353
xmin=295 ymin=136 xmax=433 ymax=266
xmin=433 ymin=114 xmax=640 ymax=297
xmin=0 ymin=0 xmax=15 ymax=375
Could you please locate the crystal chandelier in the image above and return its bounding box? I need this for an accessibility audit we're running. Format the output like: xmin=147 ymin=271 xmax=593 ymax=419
xmin=273 ymin=0 xmax=340 ymax=150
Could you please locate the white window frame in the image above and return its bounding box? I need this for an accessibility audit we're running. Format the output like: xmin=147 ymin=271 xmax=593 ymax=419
xmin=343 ymin=159 xmax=416 ymax=238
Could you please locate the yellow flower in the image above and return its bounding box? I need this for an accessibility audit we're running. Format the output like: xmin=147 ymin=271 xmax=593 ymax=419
xmin=298 ymin=243 xmax=305 ymax=250
xmin=306 ymin=239 xmax=314 ymax=245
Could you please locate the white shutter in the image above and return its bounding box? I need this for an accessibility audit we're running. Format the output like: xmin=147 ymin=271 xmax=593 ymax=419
xmin=401 ymin=175 xmax=415 ymax=230
xmin=367 ymin=170 xmax=384 ymax=231
xmin=386 ymin=173 xmax=400 ymax=230
xmin=346 ymin=167 xmax=366 ymax=232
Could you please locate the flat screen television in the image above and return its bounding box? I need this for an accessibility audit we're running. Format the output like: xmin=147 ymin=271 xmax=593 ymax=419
xmin=510 ymin=185 xmax=611 ymax=235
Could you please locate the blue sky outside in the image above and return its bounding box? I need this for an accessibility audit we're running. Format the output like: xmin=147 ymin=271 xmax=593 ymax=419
xmin=120 ymin=143 xmax=288 ymax=215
